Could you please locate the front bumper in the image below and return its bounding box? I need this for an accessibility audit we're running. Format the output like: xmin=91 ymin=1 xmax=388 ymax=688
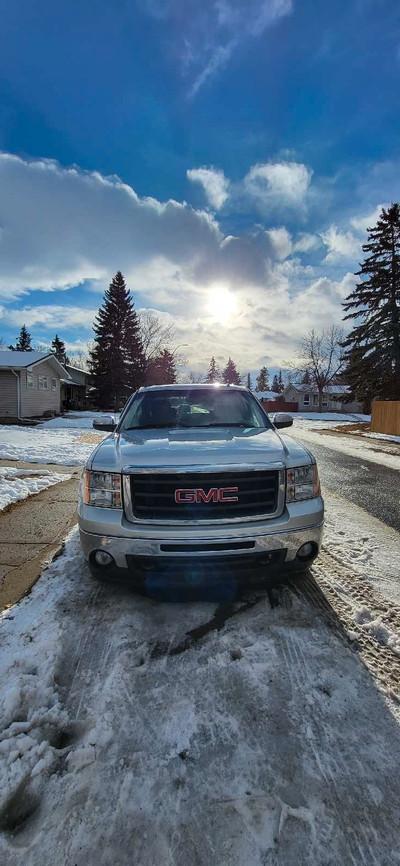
xmin=78 ymin=496 xmax=324 ymax=584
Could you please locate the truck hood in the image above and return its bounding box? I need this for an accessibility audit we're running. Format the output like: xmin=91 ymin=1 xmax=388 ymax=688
xmin=89 ymin=426 xmax=313 ymax=471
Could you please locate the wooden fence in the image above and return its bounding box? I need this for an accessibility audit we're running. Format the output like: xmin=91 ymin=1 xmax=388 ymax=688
xmin=371 ymin=401 xmax=400 ymax=436
xmin=260 ymin=399 xmax=298 ymax=413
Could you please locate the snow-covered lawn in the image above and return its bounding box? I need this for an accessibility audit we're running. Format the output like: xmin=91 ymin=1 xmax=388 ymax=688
xmin=0 ymin=521 xmax=400 ymax=865
xmin=365 ymin=431 xmax=400 ymax=445
xmin=291 ymin=417 xmax=400 ymax=471
xmin=0 ymin=467 xmax=71 ymax=511
xmin=0 ymin=412 xmax=115 ymax=466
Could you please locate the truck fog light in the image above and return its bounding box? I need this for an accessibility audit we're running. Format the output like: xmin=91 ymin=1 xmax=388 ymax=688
xmin=297 ymin=542 xmax=316 ymax=561
xmin=94 ymin=550 xmax=114 ymax=567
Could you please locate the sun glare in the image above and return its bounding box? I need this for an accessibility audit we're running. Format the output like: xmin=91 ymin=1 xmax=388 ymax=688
xmin=208 ymin=287 xmax=238 ymax=325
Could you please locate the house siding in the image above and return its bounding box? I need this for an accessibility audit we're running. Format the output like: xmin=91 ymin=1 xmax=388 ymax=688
xmin=0 ymin=370 xmax=18 ymax=418
xmin=20 ymin=361 xmax=61 ymax=417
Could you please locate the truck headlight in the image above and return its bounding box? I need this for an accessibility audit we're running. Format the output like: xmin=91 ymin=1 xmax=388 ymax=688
xmin=286 ymin=464 xmax=320 ymax=502
xmin=83 ymin=471 xmax=122 ymax=508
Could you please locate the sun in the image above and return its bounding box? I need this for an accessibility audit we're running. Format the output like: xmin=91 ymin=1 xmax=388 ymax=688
xmin=207 ymin=287 xmax=238 ymax=325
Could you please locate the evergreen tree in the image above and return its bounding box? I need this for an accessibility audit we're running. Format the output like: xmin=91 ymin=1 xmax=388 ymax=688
xmin=246 ymin=372 xmax=252 ymax=390
xmin=277 ymin=369 xmax=284 ymax=393
xmin=255 ymin=366 xmax=269 ymax=392
xmin=51 ymin=334 xmax=69 ymax=365
xmin=9 ymin=324 xmax=32 ymax=351
xmin=271 ymin=374 xmax=280 ymax=393
xmin=222 ymin=358 xmax=241 ymax=385
xmin=90 ymin=271 xmax=145 ymax=409
xmin=342 ymin=204 xmax=400 ymax=402
xmin=206 ymin=356 xmax=220 ymax=383
xmin=301 ymin=369 xmax=311 ymax=385
xmin=146 ymin=349 xmax=176 ymax=385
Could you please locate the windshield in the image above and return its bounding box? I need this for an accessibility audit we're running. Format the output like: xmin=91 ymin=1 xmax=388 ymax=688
xmin=120 ymin=388 xmax=271 ymax=431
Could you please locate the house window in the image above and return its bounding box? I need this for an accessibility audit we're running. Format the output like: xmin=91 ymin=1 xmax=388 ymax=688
xmin=303 ymin=393 xmax=310 ymax=406
xmin=38 ymin=376 xmax=48 ymax=390
xmin=322 ymin=395 xmax=328 ymax=407
xmin=51 ymin=377 xmax=57 ymax=390
xmin=313 ymin=394 xmax=319 ymax=406
xmin=27 ymin=371 xmax=34 ymax=389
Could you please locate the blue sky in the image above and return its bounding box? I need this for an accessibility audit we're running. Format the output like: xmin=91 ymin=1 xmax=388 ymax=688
xmin=0 ymin=0 xmax=399 ymax=373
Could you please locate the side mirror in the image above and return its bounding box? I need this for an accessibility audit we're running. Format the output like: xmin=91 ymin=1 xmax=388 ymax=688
xmin=273 ymin=412 xmax=293 ymax=430
xmin=93 ymin=415 xmax=116 ymax=432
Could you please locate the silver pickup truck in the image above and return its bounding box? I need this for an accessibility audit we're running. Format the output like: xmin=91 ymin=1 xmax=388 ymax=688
xmin=78 ymin=384 xmax=323 ymax=589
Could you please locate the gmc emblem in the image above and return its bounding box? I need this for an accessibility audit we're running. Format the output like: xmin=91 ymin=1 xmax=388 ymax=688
xmin=174 ymin=487 xmax=239 ymax=504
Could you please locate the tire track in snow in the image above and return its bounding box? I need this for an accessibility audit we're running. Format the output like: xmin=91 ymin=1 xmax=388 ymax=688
xmin=291 ymin=552 xmax=400 ymax=703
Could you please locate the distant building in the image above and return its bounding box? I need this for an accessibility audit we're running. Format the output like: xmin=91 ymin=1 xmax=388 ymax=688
xmin=282 ymin=383 xmax=363 ymax=413
xmin=60 ymin=364 xmax=90 ymax=410
xmin=0 ymin=351 xmax=69 ymax=423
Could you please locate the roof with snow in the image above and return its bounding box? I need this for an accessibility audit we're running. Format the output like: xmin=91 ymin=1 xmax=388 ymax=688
xmin=284 ymin=382 xmax=350 ymax=395
xmin=254 ymin=391 xmax=281 ymax=400
xmin=0 ymin=351 xmax=71 ymax=378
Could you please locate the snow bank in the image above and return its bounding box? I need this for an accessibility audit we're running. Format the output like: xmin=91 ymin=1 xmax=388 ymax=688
xmin=295 ymin=412 xmax=370 ymax=423
xmin=0 ymin=412 xmax=120 ymax=466
xmin=365 ymin=432 xmax=400 ymax=445
xmin=292 ymin=420 xmax=400 ymax=471
xmin=0 ymin=467 xmax=71 ymax=510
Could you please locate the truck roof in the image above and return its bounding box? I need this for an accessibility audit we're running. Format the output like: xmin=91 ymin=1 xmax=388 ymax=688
xmin=137 ymin=383 xmax=247 ymax=392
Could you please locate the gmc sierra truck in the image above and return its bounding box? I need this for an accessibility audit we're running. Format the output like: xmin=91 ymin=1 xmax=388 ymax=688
xmin=78 ymin=384 xmax=324 ymax=589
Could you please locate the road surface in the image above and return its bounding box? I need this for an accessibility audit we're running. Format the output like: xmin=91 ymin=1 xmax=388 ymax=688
xmin=291 ymin=429 xmax=400 ymax=532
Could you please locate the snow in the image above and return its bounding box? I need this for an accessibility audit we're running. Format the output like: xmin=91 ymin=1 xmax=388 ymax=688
xmin=0 ymin=412 xmax=118 ymax=466
xmin=0 ymin=467 xmax=71 ymax=510
xmin=365 ymin=431 xmax=400 ymax=444
xmin=292 ymin=417 xmax=400 ymax=472
xmin=0 ymin=526 xmax=400 ymax=863
xmin=295 ymin=412 xmax=370 ymax=423
xmin=0 ymin=351 xmax=54 ymax=368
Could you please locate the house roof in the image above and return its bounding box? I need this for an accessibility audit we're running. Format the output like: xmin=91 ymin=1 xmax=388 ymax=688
xmin=254 ymin=391 xmax=281 ymax=400
xmin=284 ymin=382 xmax=350 ymax=395
xmin=0 ymin=351 xmax=71 ymax=378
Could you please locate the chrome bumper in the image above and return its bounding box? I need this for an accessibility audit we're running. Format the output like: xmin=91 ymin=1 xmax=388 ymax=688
xmin=79 ymin=496 xmax=324 ymax=570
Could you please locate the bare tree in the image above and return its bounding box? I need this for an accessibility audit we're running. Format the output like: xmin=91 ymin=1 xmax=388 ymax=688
xmin=0 ymin=337 xmax=5 ymax=350
xmin=68 ymin=341 xmax=95 ymax=371
xmin=186 ymin=369 xmax=206 ymax=383
xmin=288 ymin=326 xmax=345 ymax=412
xmin=139 ymin=310 xmax=175 ymax=361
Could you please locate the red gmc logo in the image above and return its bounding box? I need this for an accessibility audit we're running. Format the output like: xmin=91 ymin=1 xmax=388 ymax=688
xmin=174 ymin=487 xmax=239 ymax=504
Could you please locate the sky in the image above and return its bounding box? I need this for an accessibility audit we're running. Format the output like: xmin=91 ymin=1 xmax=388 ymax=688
xmin=0 ymin=0 xmax=399 ymax=376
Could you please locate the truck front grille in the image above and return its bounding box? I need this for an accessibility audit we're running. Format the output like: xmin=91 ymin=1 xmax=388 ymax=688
xmin=129 ymin=470 xmax=280 ymax=521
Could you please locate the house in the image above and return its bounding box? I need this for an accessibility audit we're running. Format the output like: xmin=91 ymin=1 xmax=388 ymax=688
xmin=282 ymin=382 xmax=363 ymax=413
xmin=0 ymin=351 xmax=70 ymax=423
xmin=60 ymin=364 xmax=90 ymax=410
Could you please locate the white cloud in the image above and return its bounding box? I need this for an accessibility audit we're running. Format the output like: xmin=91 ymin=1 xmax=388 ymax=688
xmin=0 ymin=305 xmax=96 ymax=330
xmin=187 ymin=166 xmax=230 ymax=210
xmin=0 ymin=151 xmax=363 ymax=370
xmin=244 ymin=161 xmax=313 ymax=211
xmin=320 ymin=225 xmax=361 ymax=263
xmin=265 ymin=227 xmax=292 ymax=260
xmin=350 ymin=203 xmax=387 ymax=233
xmin=185 ymin=0 xmax=293 ymax=96
xmin=293 ymin=233 xmax=321 ymax=253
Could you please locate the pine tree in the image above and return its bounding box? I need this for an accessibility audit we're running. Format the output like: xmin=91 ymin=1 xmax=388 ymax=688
xmin=51 ymin=334 xmax=69 ymax=365
xmin=246 ymin=372 xmax=252 ymax=390
xmin=222 ymin=358 xmax=241 ymax=385
xmin=90 ymin=271 xmax=145 ymax=409
xmin=206 ymin=356 xmax=220 ymax=383
xmin=342 ymin=204 xmax=400 ymax=402
xmin=146 ymin=349 xmax=176 ymax=385
xmin=277 ymin=369 xmax=284 ymax=393
xmin=255 ymin=366 xmax=269 ymax=392
xmin=9 ymin=324 xmax=32 ymax=351
xmin=301 ymin=369 xmax=311 ymax=385
xmin=271 ymin=374 xmax=280 ymax=393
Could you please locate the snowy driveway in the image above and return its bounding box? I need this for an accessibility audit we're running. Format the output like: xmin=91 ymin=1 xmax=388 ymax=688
xmin=1 ymin=531 xmax=400 ymax=866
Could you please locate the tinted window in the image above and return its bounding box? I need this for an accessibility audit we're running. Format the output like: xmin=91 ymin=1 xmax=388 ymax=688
xmin=121 ymin=388 xmax=271 ymax=430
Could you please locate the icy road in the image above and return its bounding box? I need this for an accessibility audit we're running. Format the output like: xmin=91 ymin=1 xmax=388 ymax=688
xmin=1 ymin=527 xmax=400 ymax=866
